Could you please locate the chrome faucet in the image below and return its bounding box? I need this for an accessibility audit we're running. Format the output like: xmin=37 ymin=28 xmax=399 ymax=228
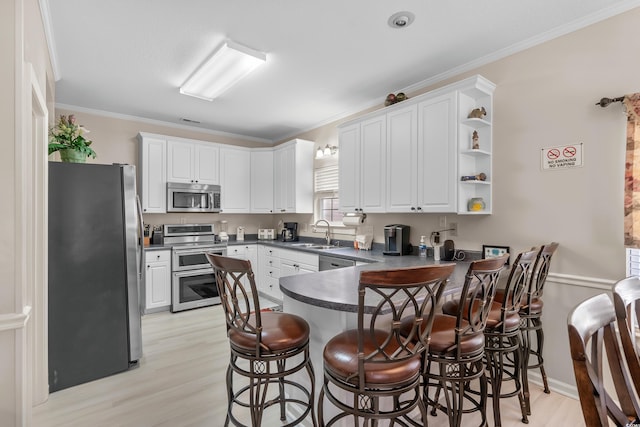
xmin=314 ymin=219 xmax=332 ymax=245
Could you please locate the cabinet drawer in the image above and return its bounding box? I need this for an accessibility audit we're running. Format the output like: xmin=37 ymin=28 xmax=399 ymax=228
xmin=227 ymin=246 xmax=247 ymax=258
xmin=279 ymin=249 xmax=318 ymax=269
xmin=264 ymin=267 xmax=280 ymax=279
xmin=263 ymin=256 xmax=280 ymax=269
xmin=263 ymin=247 xmax=279 ymax=258
xmin=145 ymin=250 xmax=171 ymax=263
xmin=263 ymin=276 xmax=283 ymax=300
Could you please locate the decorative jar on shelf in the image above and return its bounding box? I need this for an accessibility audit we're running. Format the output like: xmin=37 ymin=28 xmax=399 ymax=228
xmin=467 ymin=197 xmax=486 ymax=212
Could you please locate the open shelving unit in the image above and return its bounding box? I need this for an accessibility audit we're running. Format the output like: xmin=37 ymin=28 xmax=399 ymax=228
xmin=457 ymin=77 xmax=495 ymax=214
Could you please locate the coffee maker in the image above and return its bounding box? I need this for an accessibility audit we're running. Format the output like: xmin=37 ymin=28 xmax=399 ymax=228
xmin=281 ymin=222 xmax=299 ymax=242
xmin=383 ymin=224 xmax=411 ymax=256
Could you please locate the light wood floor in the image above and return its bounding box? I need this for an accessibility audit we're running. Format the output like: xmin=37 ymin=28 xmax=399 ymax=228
xmin=33 ymin=305 xmax=584 ymax=427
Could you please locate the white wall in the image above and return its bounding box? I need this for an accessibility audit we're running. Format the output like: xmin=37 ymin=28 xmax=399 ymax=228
xmin=2 ymin=0 xmax=54 ymax=425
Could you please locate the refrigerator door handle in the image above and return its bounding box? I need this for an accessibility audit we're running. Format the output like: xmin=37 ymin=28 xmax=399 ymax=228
xmin=136 ymin=194 xmax=145 ymax=309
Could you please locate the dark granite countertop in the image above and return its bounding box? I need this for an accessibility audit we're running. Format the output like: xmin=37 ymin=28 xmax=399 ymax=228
xmin=279 ymin=258 xmax=473 ymax=312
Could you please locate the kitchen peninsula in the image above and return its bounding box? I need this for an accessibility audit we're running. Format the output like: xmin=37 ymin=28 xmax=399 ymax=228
xmin=278 ymin=249 xmax=479 ymax=424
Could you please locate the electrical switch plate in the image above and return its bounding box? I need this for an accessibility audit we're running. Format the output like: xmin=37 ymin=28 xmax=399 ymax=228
xmin=449 ymin=222 xmax=457 ymax=237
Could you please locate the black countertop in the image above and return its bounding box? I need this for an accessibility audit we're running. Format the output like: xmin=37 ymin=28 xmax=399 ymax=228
xmin=279 ymin=258 xmax=473 ymax=312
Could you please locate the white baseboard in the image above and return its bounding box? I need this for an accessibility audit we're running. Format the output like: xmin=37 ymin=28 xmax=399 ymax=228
xmin=528 ymin=371 xmax=578 ymax=400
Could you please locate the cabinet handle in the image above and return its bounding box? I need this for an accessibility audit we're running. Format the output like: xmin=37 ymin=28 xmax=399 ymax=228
xmin=156 ymin=255 xmax=160 ymax=259
xmin=146 ymin=265 xmax=150 ymax=269
xmin=416 ymin=207 xmax=422 ymax=211
xmin=411 ymin=207 xmax=416 ymax=211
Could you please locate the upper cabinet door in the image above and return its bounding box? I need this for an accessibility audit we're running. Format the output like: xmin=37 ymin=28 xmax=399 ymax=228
xmin=219 ymin=147 xmax=250 ymax=213
xmin=273 ymin=144 xmax=295 ymax=213
xmin=386 ymin=104 xmax=418 ymax=213
xmin=166 ymin=140 xmax=219 ymax=184
xmin=167 ymin=140 xmax=195 ymax=183
xmin=250 ymin=149 xmax=274 ymax=213
xmin=417 ymin=92 xmax=457 ymax=212
xmin=138 ymin=134 xmax=166 ymax=213
xmin=194 ymin=143 xmax=220 ymax=185
xmin=337 ymin=123 xmax=360 ymax=213
xmin=339 ymin=116 xmax=387 ymax=213
xmin=273 ymin=139 xmax=313 ymax=214
xmin=360 ymin=116 xmax=386 ymax=213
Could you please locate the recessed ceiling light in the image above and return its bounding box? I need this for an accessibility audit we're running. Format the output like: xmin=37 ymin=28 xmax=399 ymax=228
xmin=388 ymin=11 xmax=415 ymax=29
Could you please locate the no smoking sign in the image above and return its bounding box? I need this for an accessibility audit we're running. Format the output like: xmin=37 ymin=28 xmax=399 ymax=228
xmin=541 ymin=143 xmax=583 ymax=170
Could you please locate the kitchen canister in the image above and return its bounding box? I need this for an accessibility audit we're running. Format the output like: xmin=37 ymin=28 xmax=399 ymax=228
xmin=467 ymin=197 xmax=486 ymax=212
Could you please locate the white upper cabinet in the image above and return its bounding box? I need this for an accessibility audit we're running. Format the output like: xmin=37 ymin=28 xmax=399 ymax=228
xmin=386 ymin=104 xmax=418 ymax=212
xmin=338 ymin=74 xmax=495 ymax=214
xmin=250 ymin=149 xmax=274 ymax=213
xmin=219 ymin=146 xmax=251 ymax=213
xmin=273 ymin=139 xmax=314 ymax=213
xmin=416 ymin=92 xmax=457 ymax=212
xmin=338 ymin=115 xmax=386 ymax=213
xmin=167 ymin=139 xmax=219 ymax=185
xmin=138 ymin=133 xmax=166 ymax=213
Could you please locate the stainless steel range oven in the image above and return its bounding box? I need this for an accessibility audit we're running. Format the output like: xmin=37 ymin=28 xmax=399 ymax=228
xmin=164 ymin=224 xmax=227 ymax=313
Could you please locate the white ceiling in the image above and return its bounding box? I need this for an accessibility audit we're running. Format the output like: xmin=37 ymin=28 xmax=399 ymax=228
xmin=46 ymin=0 xmax=640 ymax=143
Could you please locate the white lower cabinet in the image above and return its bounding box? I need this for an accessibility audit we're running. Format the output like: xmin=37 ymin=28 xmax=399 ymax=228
xmin=279 ymin=249 xmax=319 ymax=276
xmin=227 ymin=244 xmax=258 ymax=288
xmin=144 ymin=250 xmax=171 ymax=313
xmin=256 ymin=246 xmax=318 ymax=302
xmin=258 ymin=246 xmax=282 ymax=301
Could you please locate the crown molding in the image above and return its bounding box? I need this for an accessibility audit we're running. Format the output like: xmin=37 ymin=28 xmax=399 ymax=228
xmin=55 ymin=103 xmax=273 ymax=144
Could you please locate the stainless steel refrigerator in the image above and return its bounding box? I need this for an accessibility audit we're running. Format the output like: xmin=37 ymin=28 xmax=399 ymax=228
xmin=48 ymin=162 xmax=143 ymax=392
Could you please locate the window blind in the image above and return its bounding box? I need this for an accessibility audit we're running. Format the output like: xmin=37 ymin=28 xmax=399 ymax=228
xmin=627 ymin=247 xmax=640 ymax=276
xmin=315 ymin=165 xmax=339 ymax=192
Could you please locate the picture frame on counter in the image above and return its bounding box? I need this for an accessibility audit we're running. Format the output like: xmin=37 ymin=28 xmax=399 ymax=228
xmin=482 ymin=245 xmax=510 ymax=265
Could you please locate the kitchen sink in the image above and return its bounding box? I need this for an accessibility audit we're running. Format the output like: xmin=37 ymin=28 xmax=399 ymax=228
xmin=289 ymin=243 xmax=340 ymax=250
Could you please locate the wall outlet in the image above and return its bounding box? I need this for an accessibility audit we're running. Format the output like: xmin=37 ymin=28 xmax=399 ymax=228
xmin=449 ymin=222 xmax=457 ymax=237
xmin=439 ymin=216 xmax=447 ymax=229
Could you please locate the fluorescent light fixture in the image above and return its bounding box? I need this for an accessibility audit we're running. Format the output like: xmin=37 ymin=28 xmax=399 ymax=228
xmin=180 ymin=40 xmax=266 ymax=101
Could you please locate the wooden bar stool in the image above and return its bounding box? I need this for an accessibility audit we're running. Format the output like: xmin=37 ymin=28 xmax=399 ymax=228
xmin=443 ymin=250 xmax=538 ymax=426
xmin=519 ymin=242 xmax=558 ymax=413
xmin=207 ymin=254 xmax=316 ymax=427
xmin=318 ymin=264 xmax=455 ymax=426
xmin=422 ymin=255 xmax=509 ymax=427
xmin=613 ymin=277 xmax=640 ymax=394
xmin=568 ymin=293 xmax=640 ymax=426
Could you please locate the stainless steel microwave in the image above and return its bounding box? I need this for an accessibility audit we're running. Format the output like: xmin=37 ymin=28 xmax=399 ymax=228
xmin=166 ymin=182 xmax=221 ymax=213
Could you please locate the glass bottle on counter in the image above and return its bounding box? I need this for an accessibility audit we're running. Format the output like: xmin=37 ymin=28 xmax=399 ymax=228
xmin=419 ymin=236 xmax=427 ymax=258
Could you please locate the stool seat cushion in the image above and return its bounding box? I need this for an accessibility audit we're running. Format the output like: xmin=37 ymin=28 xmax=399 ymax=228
xmin=442 ymin=300 xmax=521 ymax=332
xmin=521 ymin=297 xmax=543 ymax=315
xmin=428 ymin=314 xmax=485 ymax=355
xmin=494 ymin=289 xmax=543 ymax=316
xmin=323 ymin=329 xmax=421 ymax=387
xmin=229 ymin=312 xmax=309 ymax=354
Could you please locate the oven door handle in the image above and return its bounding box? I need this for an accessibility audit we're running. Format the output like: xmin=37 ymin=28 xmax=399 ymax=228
xmin=174 ymin=247 xmax=225 ymax=256
xmin=172 ymin=267 xmax=214 ymax=277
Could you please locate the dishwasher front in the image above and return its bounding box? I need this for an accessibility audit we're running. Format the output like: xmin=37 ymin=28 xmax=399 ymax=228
xmin=319 ymin=255 xmax=356 ymax=271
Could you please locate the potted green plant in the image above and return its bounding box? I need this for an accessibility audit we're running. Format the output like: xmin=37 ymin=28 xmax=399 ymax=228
xmin=48 ymin=114 xmax=96 ymax=162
